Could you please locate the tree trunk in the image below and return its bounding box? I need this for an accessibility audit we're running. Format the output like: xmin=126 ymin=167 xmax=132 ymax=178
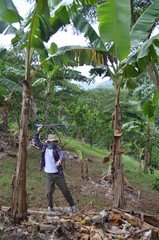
xmin=44 ymin=77 xmax=53 ymax=125
xmin=11 ymin=80 xmax=31 ymax=223
xmin=112 ymin=87 xmax=124 ymax=208
xmin=139 ymin=156 xmax=142 ymax=172
xmin=147 ymin=64 xmax=159 ymax=94
xmin=85 ymin=160 xmax=89 ymax=181
xmin=144 ymin=149 xmax=148 ymax=173
xmin=81 ymin=160 xmax=84 ymax=180
xmin=0 ymin=105 xmax=8 ymax=132
xmin=130 ymin=0 xmax=136 ymax=25
xmin=89 ymin=131 xmax=93 ymax=148
xmin=44 ymin=78 xmax=52 ymax=137
xmin=143 ymin=126 xmax=150 ymax=173
xmin=149 ymin=145 xmax=152 ymax=168
xmin=0 ymin=96 xmax=12 ymax=132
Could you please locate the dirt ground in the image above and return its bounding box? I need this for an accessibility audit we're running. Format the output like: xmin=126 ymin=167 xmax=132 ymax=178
xmin=26 ymin=150 xmax=159 ymax=218
xmin=64 ymin=152 xmax=159 ymax=217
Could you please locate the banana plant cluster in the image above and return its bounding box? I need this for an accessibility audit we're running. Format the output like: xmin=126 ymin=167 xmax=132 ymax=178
xmin=123 ymin=0 xmax=159 ymax=91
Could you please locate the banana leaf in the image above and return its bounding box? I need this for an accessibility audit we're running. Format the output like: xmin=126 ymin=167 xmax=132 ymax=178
xmin=131 ymin=0 xmax=159 ymax=48
xmin=97 ymin=0 xmax=131 ymax=61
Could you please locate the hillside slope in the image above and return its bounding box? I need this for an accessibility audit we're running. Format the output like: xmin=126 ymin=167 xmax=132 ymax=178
xmin=1 ymin=138 xmax=159 ymax=217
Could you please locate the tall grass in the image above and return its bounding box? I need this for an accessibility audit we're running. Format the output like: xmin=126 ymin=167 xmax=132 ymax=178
xmin=63 ymin=137 xmax=107 ymax=158
xmin=0 ymin=158 xmax=16 ymax=205
xmin=123 ymin=155 xmax=159 ymax=192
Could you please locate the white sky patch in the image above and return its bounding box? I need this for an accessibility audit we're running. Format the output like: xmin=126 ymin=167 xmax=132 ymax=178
xmin=75 ymin=65 xmax=92 ymax=78
xmin=0 ymin=0 xmax=33 ymax=49
xmin=151 ymin=26 xmax=159 ymax=37
xmin=13 ymin=0 xmax=33 ymax=17
xmin=74 ymin=65 xmax=110 ymax=84
xmin=46 ymin=25 xmax=88 ymax=48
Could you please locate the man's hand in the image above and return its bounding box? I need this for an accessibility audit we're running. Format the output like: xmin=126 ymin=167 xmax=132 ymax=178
xmin=36 ymin=124 xmax=44 ymax=134
xmin=56 ymin=160 xmax=61 ymax=167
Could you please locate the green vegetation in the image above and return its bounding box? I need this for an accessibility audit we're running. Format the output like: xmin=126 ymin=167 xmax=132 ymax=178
xmin=0 ymin=158 xmax=16 ymax=205
xmin=64 ymin=138 xmax=107 ymax=158
xmin=123 ymin=155 xmax=159 ymax=192
xmin=153 ymin=178 xmax=159 ymax=191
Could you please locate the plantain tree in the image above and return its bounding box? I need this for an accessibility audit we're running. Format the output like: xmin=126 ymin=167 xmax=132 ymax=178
xmin=0 ymin=0 xmax=81 ymax=222
xmin=95 ymin=0 xmax=159 ymax=207
xmin=0 ymin=47 xmax=25 ymax=131
xmin=122 ymin=1 xmax=159 ymax=173
xmin=65 ymin=0 xmax=131 ymax=208
xmin=0 ymin=0 xmax=105 ymax=222
xmin=46 ymin=0 xmax=131 ymax=208
xmin=52 ymin=0 xmax=131 ymax=208
xmin=63 ymin=0 xmax=159 ymax=207
xmin=96 ymin=0 xmax=132 ymax=208
xmin=122 ymin=91 xmax=159 ymax=173
xmin=141 ymin=92 xmax=158 ymax=172
xmin=42 ymin=0 xmax=159 ymax=209
xmin=32 ymin=66 xmax=91 ymax=126
xmin=0 ymin=0 xmax=52 ymax=222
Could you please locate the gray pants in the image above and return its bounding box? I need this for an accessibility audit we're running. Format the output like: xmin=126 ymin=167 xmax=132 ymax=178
xmin=45 ymin=172 xmax=75 ymax=209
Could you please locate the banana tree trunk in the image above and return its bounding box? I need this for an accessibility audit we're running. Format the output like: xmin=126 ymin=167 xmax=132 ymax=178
xmin=139 ymin=152 xmax=142 ymax=172
xmin=89 ymin=131 xmax=93 ymax=148
xmin=143 ymin=126 xmax=150 ymax=173
xmin=112 ymin=86 xmax=124 ymax=208
xmin=11 ymin=80 xmax=31 ymax=223
xmin=0 ymin=105 xmax=8 ymax=132
xmin=85 ymin=160 xmax=89 ymax=181
xmin=147 ymin=64 xmax=159 ymax=95
xmin=44 ymin=77 xmax=53 ymax=125
xmin=149 ymin=145 xmax=152 ymax=168
xmin=0 ymin=97 xmax=12 ymax=132
xmin=81 ymin=160 xmax=84 ymax=180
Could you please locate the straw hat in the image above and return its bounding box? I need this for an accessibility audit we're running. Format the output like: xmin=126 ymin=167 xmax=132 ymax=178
xmin=46 ymin=134 xmax=58 ymax=143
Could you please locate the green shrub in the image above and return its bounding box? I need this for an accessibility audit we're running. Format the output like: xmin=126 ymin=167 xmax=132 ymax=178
xmin=153 ymin=178 xmax=159 ymax=191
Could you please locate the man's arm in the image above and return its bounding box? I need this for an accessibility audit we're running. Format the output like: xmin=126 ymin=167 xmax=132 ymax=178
xmin=58 ymin=146 xmax=65 ymax=162
xmin=33 ymin=124 xmax=44 ymax=149
xmin=56 ymin=146 xmax=65 ymax=167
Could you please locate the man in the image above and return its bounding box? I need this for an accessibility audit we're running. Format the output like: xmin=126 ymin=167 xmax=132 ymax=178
xmin=33 ymin=124 xmax=78 ymax=212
